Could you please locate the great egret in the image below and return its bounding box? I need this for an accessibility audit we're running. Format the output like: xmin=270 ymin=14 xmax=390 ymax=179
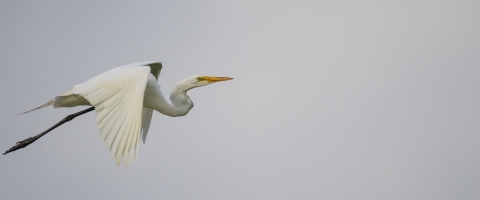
xmin=4 ymin=61 xmax=233 ymax=167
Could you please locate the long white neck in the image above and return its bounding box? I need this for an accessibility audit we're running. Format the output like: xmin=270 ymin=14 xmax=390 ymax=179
xmin=168 ymin=83 xmax=194 ymax=116
xmin=143 ymin=77 xmax=194 ymax=117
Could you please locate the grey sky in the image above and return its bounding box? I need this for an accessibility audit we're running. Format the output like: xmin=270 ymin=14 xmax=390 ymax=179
xmin=1 ymin=1 xmax=479 ymax=199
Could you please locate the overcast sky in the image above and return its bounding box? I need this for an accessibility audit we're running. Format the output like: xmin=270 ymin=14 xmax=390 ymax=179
xmin=1 ymin=1 xmax=479 ymax=199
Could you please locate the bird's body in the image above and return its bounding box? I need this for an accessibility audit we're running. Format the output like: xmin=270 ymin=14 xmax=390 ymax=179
xmin=15 ymin=61 xmax=232 ymax=167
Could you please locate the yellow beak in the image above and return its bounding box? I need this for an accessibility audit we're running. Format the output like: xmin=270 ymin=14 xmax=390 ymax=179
xmin=204 ymin=76 xmax=234 ymax=83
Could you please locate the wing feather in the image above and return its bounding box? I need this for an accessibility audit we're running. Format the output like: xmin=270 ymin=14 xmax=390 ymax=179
xmin=97 ymin=94 xmax=124 ymax=130
xmin=111 ymin=115 xmax=130 ymax=157
xmin=141 ymin=108 xmax=154 ymax=143
xmin=115 ymin=120 xmax=133 ymax=165
xmin=72 ymin=66 xmax=151 ymax=166
xmin=124 ymin=120 xmax=139 ymax=167
xmin=123 ymin=125 xmax=134 ymax=167
xmin=105 ymin=110 xmax=128 ymax=150
xmin=130 ymin=121 xmax=140 ymax=165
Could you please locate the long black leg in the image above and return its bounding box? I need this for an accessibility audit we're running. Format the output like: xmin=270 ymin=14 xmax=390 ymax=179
xmin=3 ymin=106 xmax=95 ymax=155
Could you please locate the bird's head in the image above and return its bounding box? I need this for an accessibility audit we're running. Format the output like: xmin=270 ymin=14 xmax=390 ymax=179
xmin=178 ymin=75 xmax=233 ymax=91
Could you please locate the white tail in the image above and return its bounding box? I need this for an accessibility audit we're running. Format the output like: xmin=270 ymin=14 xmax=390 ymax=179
xmin=13 ymin=89 xmax=78 ymax=116
xmin=14 ymin=99 xmax=54 ymax=116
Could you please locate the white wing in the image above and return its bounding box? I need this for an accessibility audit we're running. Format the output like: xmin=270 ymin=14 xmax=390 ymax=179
xmin=135 ymin=62 xmax=163 ymax=144
xmin=141 ymin=108 xmax=153 ymax=144
xmin=71 ymin=62 xmax=160 ymax=167
xmin=125 ymin=62 xmax=163 ymax=145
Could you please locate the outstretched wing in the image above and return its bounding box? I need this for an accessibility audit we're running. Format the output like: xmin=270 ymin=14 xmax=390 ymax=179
xmin=72 ymin=65 xmax=152 ymax=167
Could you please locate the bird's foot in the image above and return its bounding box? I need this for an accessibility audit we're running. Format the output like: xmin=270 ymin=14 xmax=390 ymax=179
xmin=3 ymin=137 xmax=38 ymax=155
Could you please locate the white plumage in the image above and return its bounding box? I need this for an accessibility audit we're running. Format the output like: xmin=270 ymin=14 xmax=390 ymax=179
xmin=26 ymin=61 xmax=232 ymax=167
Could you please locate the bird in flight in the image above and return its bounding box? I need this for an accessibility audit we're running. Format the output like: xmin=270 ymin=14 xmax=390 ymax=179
xmin=4 ymin=61 xmax=233 ymax=167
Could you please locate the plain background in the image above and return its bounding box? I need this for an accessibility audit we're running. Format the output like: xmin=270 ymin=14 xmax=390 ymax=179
xmin=1 ymin=1 xmax=479 ymax=199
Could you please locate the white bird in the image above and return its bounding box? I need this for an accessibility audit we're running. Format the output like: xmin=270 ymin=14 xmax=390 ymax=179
xmin=9 ymin=61 xmax=233 ymax=167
